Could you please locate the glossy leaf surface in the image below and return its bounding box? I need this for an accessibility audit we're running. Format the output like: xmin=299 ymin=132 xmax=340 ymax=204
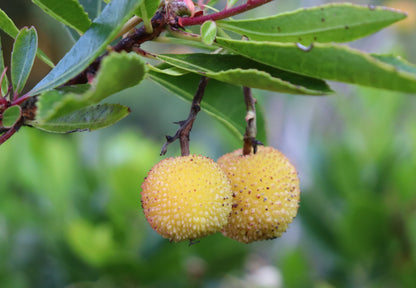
xmin=217 ymin=3 xmax=407 ymax=44
xmin=31 ymin=104 xmax=130 ymax=133
xmin=11 ymin=27 xmax=38 ymax=94
xmin=34 ymin=52 xmax=146 ymax=122
xmin=215 ymin=38 xmax=416 ymax=93
xmin=201 ymin=20 xmax=217 ymax=45
xmin=135 ymin=0 xmax=160 ymax=32
xmin=32 ymin=0 xmax=91 ymax=33
xmin=2 ymin=105 xmax=21 ymax=128
xmin=29 ymin=0 xmax=143 ymax=96
xmin=0 ymin=8 xmax=53 ymax=68
xmin=157 ymin=53 xmax=332 ymax=95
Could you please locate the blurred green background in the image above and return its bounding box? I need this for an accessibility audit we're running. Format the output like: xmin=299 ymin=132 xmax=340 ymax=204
xmin=1 ymin=0 xmax=416 ymax=287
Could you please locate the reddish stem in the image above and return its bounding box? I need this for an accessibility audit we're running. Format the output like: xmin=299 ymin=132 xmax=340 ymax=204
xmin=0 ymin=125 xmax=19 ymax=145
xmin=0 ymin=96 xmax=7 ymax=107
xmin=179 ymin=0 xmax=273 ymax=26
xmin=12 ymin=94 xmax=32 ymax=106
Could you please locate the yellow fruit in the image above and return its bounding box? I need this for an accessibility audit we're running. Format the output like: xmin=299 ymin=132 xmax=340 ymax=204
xmin=141 ymin=155 xmax=232 ymax=242
xmin=217 ymin=146 xmax=300 ymax=243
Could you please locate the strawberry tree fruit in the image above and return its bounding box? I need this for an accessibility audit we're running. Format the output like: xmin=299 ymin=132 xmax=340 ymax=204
xmin=217 ymin=146 xmax=300 ymax=243
xmin=141 ymin=155 xmax=232 ymax=242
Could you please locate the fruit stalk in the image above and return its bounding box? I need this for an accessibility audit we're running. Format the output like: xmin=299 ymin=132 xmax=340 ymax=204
xmin=243 ymin=87 xmax=257 ymax=155
xmin=160 ymin=76 xmax=209 ymax=156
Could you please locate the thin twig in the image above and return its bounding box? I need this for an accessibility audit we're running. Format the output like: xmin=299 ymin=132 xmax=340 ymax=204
xmin=243 ymin=87 xmax=259 ymax=155
xmin=0 ymin=119 xmax=22 ymax=145
xmin=66 ymin=9 xmax=167 ymax=86
xmin=160 ymin=76 xmax=209 ymax=156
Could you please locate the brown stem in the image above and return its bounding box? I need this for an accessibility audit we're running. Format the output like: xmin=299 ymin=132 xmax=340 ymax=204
xmin=160 ymin=76 xmax=209 ymax=156
xmin=243 ymin=87 xmax=258 ymax=155
xmin=66 ymin=9 xmax=168 ymax=86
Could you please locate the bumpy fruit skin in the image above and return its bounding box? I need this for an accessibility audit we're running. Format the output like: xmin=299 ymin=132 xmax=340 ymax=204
xmin=217 ymin=146 xmax=300 ymax=243
xmin=141 ymin=155 xmax=232 ymax=242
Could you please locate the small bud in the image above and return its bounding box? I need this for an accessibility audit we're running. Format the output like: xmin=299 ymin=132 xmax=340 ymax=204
xmin=168 ymin=0 xmax=196 ymax=17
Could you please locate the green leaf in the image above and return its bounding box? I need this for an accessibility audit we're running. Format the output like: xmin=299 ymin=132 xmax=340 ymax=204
xmin=34 ymin=90 xmax=87 ymax=122
xmin=215 ymin=38 xmax=416 ymax=93
xmin=157 ymin=53 xmax=332 ymax=95
xmin=0 ymin=8 xmax=54 ymax=68
xmin=29 ymin=0 xmax=143 ymax=97
xmin=226 ymin=0 xmax=238 ymax=8
xmin=135 ymin=0 xmax=160 ymax=33
xmin=157 ymin=35 xmax=218 ymax=51
xmin=371 ymin=54 xmax=416 ymax=75
xmin=147 ymin=70 xmax=267 ymax=143
xmin=78 ymin=0 xmax=105 ymax=20
xmin=35 ymin=52 xmax=146 ymax=122
xmin=0 ymin=35 xmax=9 ymax=96
xmin=85 ymin=51 xmax=147 ymax=103
xmin=201 ymin=20 xmax=217 ymax=45
xmin=217 ymin=3 xmax=407 ymax=44
xmin=0 ymin=8 xmax=19 ymax=37
xmin=148 ymin=63 xmax=189 ymax=76
xmin=31 ymin=103 xmax=130 ymax=133
xmin=2 ymin=105 xmax=21 ymax=128
xmin=36 ymin=49 xmax=55 ymax=68
xmin=11 ymin=27 xmax=38 ymax=94
xmin=32 ymin=0 xmax=92 ymax=34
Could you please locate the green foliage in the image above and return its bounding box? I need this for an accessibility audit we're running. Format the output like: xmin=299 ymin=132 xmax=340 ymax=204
xmin=29 ymin=52 xmax=146 ymax=132
xmin=217 ymin=3 xmax=406 ymax=44
xmin=156 ymin=53 xmax=332 ymax=95
xmin=298 ymin=88 xmax=416 ymax=287
xmin=1 ymin=0 xmax=413 ymax=141
xmin=200 ymin=20 xmax=217 ymax=45
xmin=11 ymin=27 xmax=38 ymax=94
xmin=215 ymin=38 xmax=416 ymax=93
xmin=78 ymin=0 xmax=106 ymax=20
xmin=32 ymin=0 xmax=91 ymax=34
xmin=28 ymin=0 xmax=143 ymax=96
xmin=31 ymin=103 xmax=131 ymax=133
xmin=0 ymin=35 xmax=8 ymax=95
xmin=1 ymin=0 xmax=416 ymax=286
xmin=0 ymin=8 xmax=53 ymax=67
xmin=135 ymin=0 xmax=161 ymax=33
xmin=1 ymin=105 xmax=21 ymax=128
xmin=0 ymin=8 xmax=19 ymax=37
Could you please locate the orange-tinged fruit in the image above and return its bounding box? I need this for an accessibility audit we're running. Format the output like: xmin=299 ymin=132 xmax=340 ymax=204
xmin=217 ymin=146 xmax=300 ymax=243
xmin=141 ymin=155 xmax=232 ymax=242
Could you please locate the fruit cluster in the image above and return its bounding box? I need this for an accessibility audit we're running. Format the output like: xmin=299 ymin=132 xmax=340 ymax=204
xmin=140 ymin=146 xmax=300 ymax=243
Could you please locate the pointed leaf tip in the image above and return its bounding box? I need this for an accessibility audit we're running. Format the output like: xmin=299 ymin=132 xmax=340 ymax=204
xmin=11 ymin=27 xmax=38 ymax=94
